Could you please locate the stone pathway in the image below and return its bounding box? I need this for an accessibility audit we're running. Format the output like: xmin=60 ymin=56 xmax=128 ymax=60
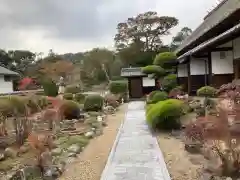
xmin=100 ymin=101 xmax=171 ymax=180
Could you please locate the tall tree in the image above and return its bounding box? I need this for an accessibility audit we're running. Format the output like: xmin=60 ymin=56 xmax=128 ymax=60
xmin=115 ymin=11 xmax=178 ymax=52
xmin=170 ymin=27 xmax=192 ymax=51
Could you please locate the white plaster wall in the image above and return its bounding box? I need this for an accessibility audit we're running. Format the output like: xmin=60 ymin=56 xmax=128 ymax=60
xmin=0 ymin=75 xmax=13 ymax=93
xmin=233 ymin=37 xmax=240 ymax=59
xmin=190 ymin=58 xmax=208 ymax=75
xmin=142 ymin=77 xmax=155 ymax=87
xmin=211 ymin=51 xmax=233 ymax=74
xmin=177 ymin=64 xmax=188 ymax=77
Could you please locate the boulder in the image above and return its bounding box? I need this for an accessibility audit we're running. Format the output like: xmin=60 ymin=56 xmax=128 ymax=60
xmin=19 ymin=145 xmax=29 ymax=154
xmin=51 ymin=148 xmax=62 ymax=156
xmin=68 ymin=144 xmax=81 ymax=154
xmin=84 ymin=131 xmax=94 ymax=138
xmin=0 ymin=153 xmax=5 ymax=161
xmin=4 ymin=147 xmax=18 ymax=158
xmin=184 ymin=143 xmax=202 ymax=154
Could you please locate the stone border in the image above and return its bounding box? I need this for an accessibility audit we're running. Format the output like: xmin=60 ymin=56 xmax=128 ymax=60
xmin=100 ymin=104 xmax=128 ymax=180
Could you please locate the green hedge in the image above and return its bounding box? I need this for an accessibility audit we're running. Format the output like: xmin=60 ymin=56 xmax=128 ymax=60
xmin=42 ymin=79 xmax=58 ymax=97
xmin=59 ymin=100 xmax=81 ymax=119
xmin=148 ymin=91 xmax=168 ymax=104
xmin=84 ymin=95 xmax=104 ymax=111
xmin=146 ymin=99 xmax=183 ymax=130
xmin=63 ymin=93 xmax=73 ymax=100
xmin=162 ymin=74 xmax=177 ymax=92
xmin=197 ymin=86 xmax=217 ymax=97
xmin=74 ymin=93 xmax=85 ymax=104
xmin=109 ymin=81 xmax=128 ymax=94
xmin=141 ymin=65 xmax=165 ymax=77
xmin=65 ymin=85 xmax=81 ymax=94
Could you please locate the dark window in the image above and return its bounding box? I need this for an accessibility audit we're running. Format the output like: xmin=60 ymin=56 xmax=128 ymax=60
xmin=4 ymin=75 xmax=11 ymax=82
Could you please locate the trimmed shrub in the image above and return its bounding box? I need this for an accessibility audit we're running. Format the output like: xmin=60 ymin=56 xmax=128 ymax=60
xmin=84 ymin=95 xmax=104 ymax=111
xmin=162 ymin=74 xmax=177 ymax=92
xmin=42 ymin=79 xmax=58 ymax=97
xmin=168 ymin=86 xmax=184 ymax=98
xmin=63 ymin=93 xmax=73 ymax=100
xmin=146 ymin=99 xmax=184 ymax=130
xmin=148 ymin=91 xmax=160 ymax=100
xmin=65 ymin=85 xmax=81 ymax=94
xmin=150 ymin=91 xmax=168 ymax=104
xmin=0 ymin=98 xmax=14 ymax=117
xmin=109 ymin=81 xmax=128 ymax=94
xmin=74 ymin=93 xmax=85 ymax=103
xmin=141 ymin=65 xmax=165 ymax=77
xmin=197 ymin=86 xmax=217 ymax=97
xmin=153 ymin=52 xmax=177 ymax=68
xmin=104 ymin=94 xmax=119 ymax=108
xmin=59 ymin=100 xmax=81 ymax=120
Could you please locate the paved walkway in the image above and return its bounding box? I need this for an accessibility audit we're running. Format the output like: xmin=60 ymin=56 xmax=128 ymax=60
xmin=100 ymin=101 xmax=171 ymax=180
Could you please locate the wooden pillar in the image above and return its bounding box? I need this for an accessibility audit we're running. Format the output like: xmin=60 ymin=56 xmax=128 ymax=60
xmin=187 ymin=56 xmax=191 ymax=95
xmin=234 ymin=60 xmax=239 ymax=79
xmin=207 ymin=52 xmax=212 ymax=86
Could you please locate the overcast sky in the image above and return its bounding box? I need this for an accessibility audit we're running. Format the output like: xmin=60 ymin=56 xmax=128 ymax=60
xmin=0 ymin=0 xmax=219 ymax=54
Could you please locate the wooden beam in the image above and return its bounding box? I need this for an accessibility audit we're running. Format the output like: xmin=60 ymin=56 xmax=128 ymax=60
xmin=207 ymin=52 xmax=212 ymax=85
xmin=187 ymin=57 xmax=191 ymax=95
xmin=210 ymin=47 xmax=233 ymax=52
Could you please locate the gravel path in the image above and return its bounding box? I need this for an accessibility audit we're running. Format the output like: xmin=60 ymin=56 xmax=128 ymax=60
xmin=58 ymin=104 xmax=128 ymax=180
xmin=157 ymin=134 xmax=203 ymax=180
xmin=100 ymin=101 xmax=171 ymax=180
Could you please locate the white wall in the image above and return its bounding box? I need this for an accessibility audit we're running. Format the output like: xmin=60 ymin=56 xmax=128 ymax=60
xmin=190 ymin=58 xmax=208 ymax=75
xmin=177 ymin=64 xmax=188 ymax=77
xmin=233 ymin=37 xmax=240 ymax=59
xmin=142 ymin=77 xmax=155 ymax=87
xmin=211 ymin=51 xmax=233 ymax=74
xmin=0 ymin=75 xmax=13 ymax=93
xmin=218 ymin=41 xmax=232 ymax=48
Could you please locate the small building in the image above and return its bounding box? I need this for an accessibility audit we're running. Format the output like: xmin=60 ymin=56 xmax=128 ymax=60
xmin=121 ymin=67 xmax=158 ymax=99
xmin=176 ymin=0 xmax=240 ymax=94
xmin=0 ymin=66 xmax=19 ymax=94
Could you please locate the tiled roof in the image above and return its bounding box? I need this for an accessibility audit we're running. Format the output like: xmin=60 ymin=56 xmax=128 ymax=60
xmin=0 ymin=66 xmax=19 ymax=75
xmin=121 ymin=67 xmax=145 ymax=77
xmin=178 ymin=22 xmax=240 ymax=63
xmin=176 ymin=0 xmax=240 ymax=54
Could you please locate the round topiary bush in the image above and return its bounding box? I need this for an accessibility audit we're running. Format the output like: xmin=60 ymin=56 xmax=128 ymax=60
xmin=74 ymin=93 xmax=85 ymax=104
xmin=161 ymin=74 xmax=177 ymax=92
xmin=42 ymin=79 xmax=58 ymax=97
xmin=65 ymin=85 xmax=81 ymax=94
xmin=84 ymin=95 xmax=104 ymax=111
xmin=63 ymin=93 xmax=73 ymax=100
xmin=141 ymin=65 xmax=165 ymax=77
xmin=153 ymin=52 xmax=177 ymax=68
xmin=146 ymin=99 xmax=184 ymax=130
xmin=109 ymin=81 xmax=128 ymax=94
xmin=197 ymin=86 xmax=217 ymax=97
xmin=59 ymin=100 xmax=81 ymax=120
xmin=150 ymin=91 xmax=168 ymax=104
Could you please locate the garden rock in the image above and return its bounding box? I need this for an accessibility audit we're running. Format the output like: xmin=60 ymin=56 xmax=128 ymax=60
xmin=22 ymin=166 xmax=42 ymax=179
xmin=68 ymin=144 xmax=81 ymax=153
xmin=85 ymin=131 xmax=94 ymax=138
xmin=184 ymin=143 xmax=202 ymax=154
xmin=43 ymin=165 xmax=61 ymax=179
xmin=0 ymin=153 xmax=5 ymax=161
xmin=19 ymin=145 xmax=29 ymax=154
xmin=67 ymin=152 xmax=77 ymax=157
xmin=51 ymin=148 xmax=62 ymax=156
xmin=4 ymin=147 xmax=18 ymax=158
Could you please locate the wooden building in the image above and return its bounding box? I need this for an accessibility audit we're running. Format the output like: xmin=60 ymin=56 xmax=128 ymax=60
xmin=121 ymin=67 xmax=158 ymax=99
xmin=176 ymin=0 xmax=240 ymax=94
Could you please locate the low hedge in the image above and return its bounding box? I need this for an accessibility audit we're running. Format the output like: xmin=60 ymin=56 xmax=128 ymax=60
xmin=84 ymin=95 xmax=104 ymax=111
xmin=65 ymin=85 xmax=81 ymax=94
xmin=146 ymin=99 xmax=184 ymax=130
xmin=109 ymin=81 xmax=128 ymax=94
xmin=74 ymin=93 xmax=85 ymax=103
xmin=149 ymin=91 xmax=168 ymax=104
xmin=63 ymin=93 xmax=73 ymax=100
xmin=59 ymin=100 xmax=81 ymax=120
xmin=197 ymin=86 xmax=217 ymax=97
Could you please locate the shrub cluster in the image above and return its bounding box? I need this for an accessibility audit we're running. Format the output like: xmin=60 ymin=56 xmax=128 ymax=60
xmin=84 ymin=95 xmax=104 ymax=111
xmin=65 ymin=85 xmax=81 ymax=94
xmin=42 ymin=79 xmax=58 ymax=97
xmin=109 ymin=81 xmax=128 ymax=94
xmin=197 ymin=86 xmax=217 ymax=97
xmin=161 ymin=74 xmax=177 ymax=92
xmin=59 ymin=100 xmax=81 ymax=119
xmin=74 ymin=93 xmax=85 ymax=104
xmin=148 ymin=91 xmax=168 ymax=104
xmin=63 ymin=93 xmax=73 ymax=100
xmin=146 ymin=99 xmax=184 ymax=130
